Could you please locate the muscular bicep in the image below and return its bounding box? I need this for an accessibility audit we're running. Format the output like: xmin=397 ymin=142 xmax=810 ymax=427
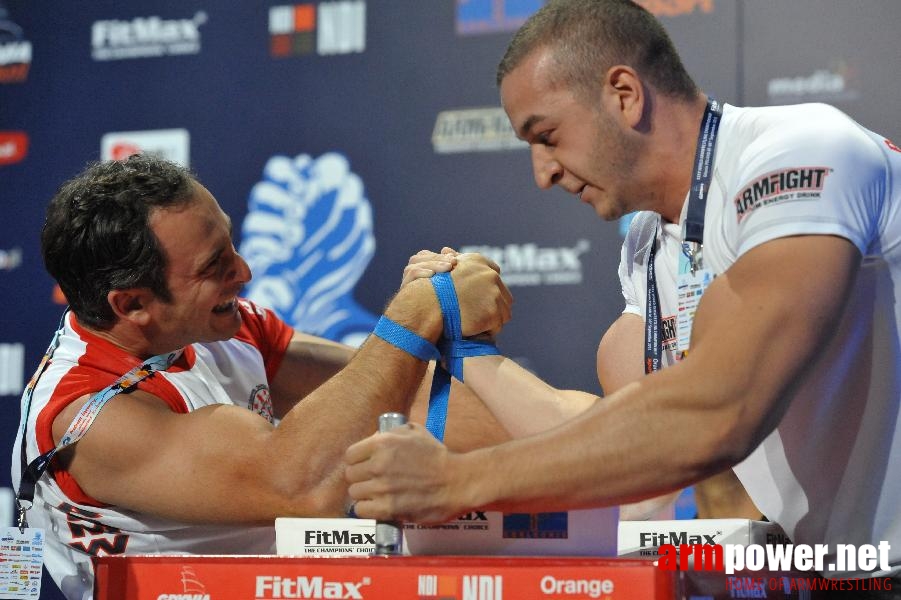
xmin=597 ymin=312 xmax=645 ymax=395
xmin=686 ymin=234 xmax=861 ymax=458
xmin=53 ymin=392 xmax=288 ymax=524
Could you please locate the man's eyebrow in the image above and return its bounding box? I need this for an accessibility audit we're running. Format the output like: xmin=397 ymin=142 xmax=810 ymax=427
xmin=199 ymin=246 xmax=224 ymax=273
xmin=517 ymin=114 xmax=544 ymax=140
xmin=198 ymin=214 xmax=233 ymax=273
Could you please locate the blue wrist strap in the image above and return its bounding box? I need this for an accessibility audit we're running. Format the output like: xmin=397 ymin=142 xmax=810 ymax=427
xmin=426 ymin=272 xmax=499 ymax=442
xmin=372 ymin=316 xmax=440 ymax=362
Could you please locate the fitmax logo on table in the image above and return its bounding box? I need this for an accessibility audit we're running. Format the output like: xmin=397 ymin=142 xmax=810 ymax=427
xmin=255 ymin=576 xmax=371 ymax=599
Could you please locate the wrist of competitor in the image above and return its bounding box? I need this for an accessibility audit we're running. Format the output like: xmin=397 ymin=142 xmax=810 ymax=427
xmin=372 ymin=315 xmax=441 ymax=362
xmin=373 ymin=317 xmax=499 ymax=364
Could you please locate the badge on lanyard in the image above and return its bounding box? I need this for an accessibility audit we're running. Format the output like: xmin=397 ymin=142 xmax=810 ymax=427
xmin=645 ymin=96 xmax=722 ymax=369
xmin=676 ymin=242 xmax=714 ymax=355
xmin=0 ymin=527 xmax=44 ymax=599
xmin=675 ymin=97 xmax=722 ymax=357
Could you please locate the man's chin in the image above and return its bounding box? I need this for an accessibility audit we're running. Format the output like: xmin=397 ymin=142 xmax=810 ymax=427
xmin=211 ymin=310 xmax=243 ymax=339
xmin=592 ymin=203 xmax=621 ymax=222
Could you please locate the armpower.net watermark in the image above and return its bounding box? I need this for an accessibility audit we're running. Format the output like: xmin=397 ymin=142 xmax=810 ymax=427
xmin=656 ymin=541 xmax=895 ymax=593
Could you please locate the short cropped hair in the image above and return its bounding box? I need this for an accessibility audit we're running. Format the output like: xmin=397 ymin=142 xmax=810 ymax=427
xmin=41 ymin=154 xmax=197 ymax=329
xmin=497 ymin=0 xmax=698 ymax=101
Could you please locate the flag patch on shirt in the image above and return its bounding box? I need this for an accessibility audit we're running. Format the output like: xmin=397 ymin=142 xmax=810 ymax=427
xmin=734 ymin=166 xmax=832 ymax=222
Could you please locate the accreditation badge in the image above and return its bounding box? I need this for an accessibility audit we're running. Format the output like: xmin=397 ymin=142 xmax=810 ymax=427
xmin=676 ymin=246 xmax=714 ymax=355
xmin=0 ymin=527 xmax=44 ymax=599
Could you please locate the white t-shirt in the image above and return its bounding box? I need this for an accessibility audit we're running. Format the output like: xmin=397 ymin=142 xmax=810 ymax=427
xmin=11 ymin=299 xmax=294 ymax=600
xmin=619 ymin=103 xmax=901 ymax=577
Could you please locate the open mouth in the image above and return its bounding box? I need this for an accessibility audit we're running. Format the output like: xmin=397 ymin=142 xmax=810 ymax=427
xmin=212 ymin=299 xmax=237 ymax=314
xmin=577 ymin=185 xmax=587 ymax=200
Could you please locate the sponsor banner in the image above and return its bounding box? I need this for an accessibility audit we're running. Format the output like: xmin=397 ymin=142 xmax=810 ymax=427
xmin=100 ymin=128 xmax=190 ymax=166
xmin=0 ymin=131 xmax=28 ymax=165
xmin=618 ymin=518 xmax=789 ymax=559
xmin=456 ymin=0 xmax=543 ymax=36
xmin=0 ymin=527 xmax=43 ymax=599
xmin=634 ymin=0 xmax=715 ymax=17
xmin=91 ymin=12 xmax=207 ymax=61
xmin=269 ymin=1 xmax=366 ymax=58
xmin=93 ymin=555 xmax=673 ymax=600
xmin=432 ymin=108 xmax=526 ymax=154
xmin=0 ymin=8 xmax=31 ymax=84
xmin=404 ymin=508 xmax=617 ymax=557
xmin=454 ymin=0 xmax=713 ymax=35
xmin=767 ymin=64 xmax=861 ymax=104
xmin=0 ymin=247 xmax=22 ymax=271
xmin=275 ymin=518 xmax=377 ymax=557
xmin=0 ymin=343 xmax=24 ymax=396
xmin=459 ymin=240 xmax=589 ymax=287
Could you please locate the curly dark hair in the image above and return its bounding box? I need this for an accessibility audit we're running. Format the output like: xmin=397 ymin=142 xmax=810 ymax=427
xmin=41 ymin=154 xmax=198 ymax=329
xmin=497 ymin=0 xmax=698 ymax=101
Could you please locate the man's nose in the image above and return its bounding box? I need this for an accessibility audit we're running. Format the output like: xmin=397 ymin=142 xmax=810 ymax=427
xmin=530 ymin=144 xmax=563 ymax=189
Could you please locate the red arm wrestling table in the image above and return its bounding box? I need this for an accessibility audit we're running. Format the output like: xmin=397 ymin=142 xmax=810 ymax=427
xmin=92 ymin=554 xmax=823 ymax=599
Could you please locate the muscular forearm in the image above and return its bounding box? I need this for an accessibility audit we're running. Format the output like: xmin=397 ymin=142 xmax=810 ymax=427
xmin=461 ymin=355 xmax=597 ymax=438
xmin=272 ymin=337 xmax=430 ymax=515
xmin=453 ymin=363 xmax=739 ymax=514
xmin=271 ymin=283 xmax=443 ymax=515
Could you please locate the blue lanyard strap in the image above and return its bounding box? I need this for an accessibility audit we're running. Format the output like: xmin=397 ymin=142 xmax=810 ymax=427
xmin=644 ymin=228 xmax=663 ymax=375
xmin=645 ymin=97 xmax=722 ymax=374
xmin=16 ymin=317 xmax=182 ymax=530
xmin=683 ymin=97 xmax=723 ymax=245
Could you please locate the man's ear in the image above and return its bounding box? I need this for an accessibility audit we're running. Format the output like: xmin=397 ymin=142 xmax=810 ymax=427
xmin=603 ymin=65 xmax=645 ymax=129
xmin=107 ymin=288 xmax=153 ymax=326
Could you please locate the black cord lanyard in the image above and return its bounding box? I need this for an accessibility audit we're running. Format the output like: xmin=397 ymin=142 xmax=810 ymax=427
xmin=644 ymin=97 xmax=723 ymax=374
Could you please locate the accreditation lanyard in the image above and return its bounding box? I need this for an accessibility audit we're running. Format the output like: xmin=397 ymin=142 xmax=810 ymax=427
xmin=645 ymin=97 xmax=722 ymax=374
xmin=15 ymin=311 xmax=182 ymax=530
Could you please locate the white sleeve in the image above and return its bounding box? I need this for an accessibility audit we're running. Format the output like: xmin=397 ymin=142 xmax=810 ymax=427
xmin=618 ymin=212 xmax=659 ymax=318
xmin=727 ymin=107 xmax=886 ymax=258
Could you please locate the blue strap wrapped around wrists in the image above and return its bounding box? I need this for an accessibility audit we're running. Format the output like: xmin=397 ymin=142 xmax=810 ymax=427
xmin=372 ymin=272 xmax=501 ymax=442
xmin=425 ymin=272 xmax=500 ymax=442
xmin=372 ymin=316 xmax=440 ymax=362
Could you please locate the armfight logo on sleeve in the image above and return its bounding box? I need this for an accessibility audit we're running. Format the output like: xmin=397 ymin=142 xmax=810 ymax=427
xmin=733 ymin=166 xmax=832 ymax=222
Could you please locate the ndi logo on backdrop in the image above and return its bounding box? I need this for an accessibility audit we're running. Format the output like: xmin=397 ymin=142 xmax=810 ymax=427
xmin=269 ymin=1 xmax=365 ymax=57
